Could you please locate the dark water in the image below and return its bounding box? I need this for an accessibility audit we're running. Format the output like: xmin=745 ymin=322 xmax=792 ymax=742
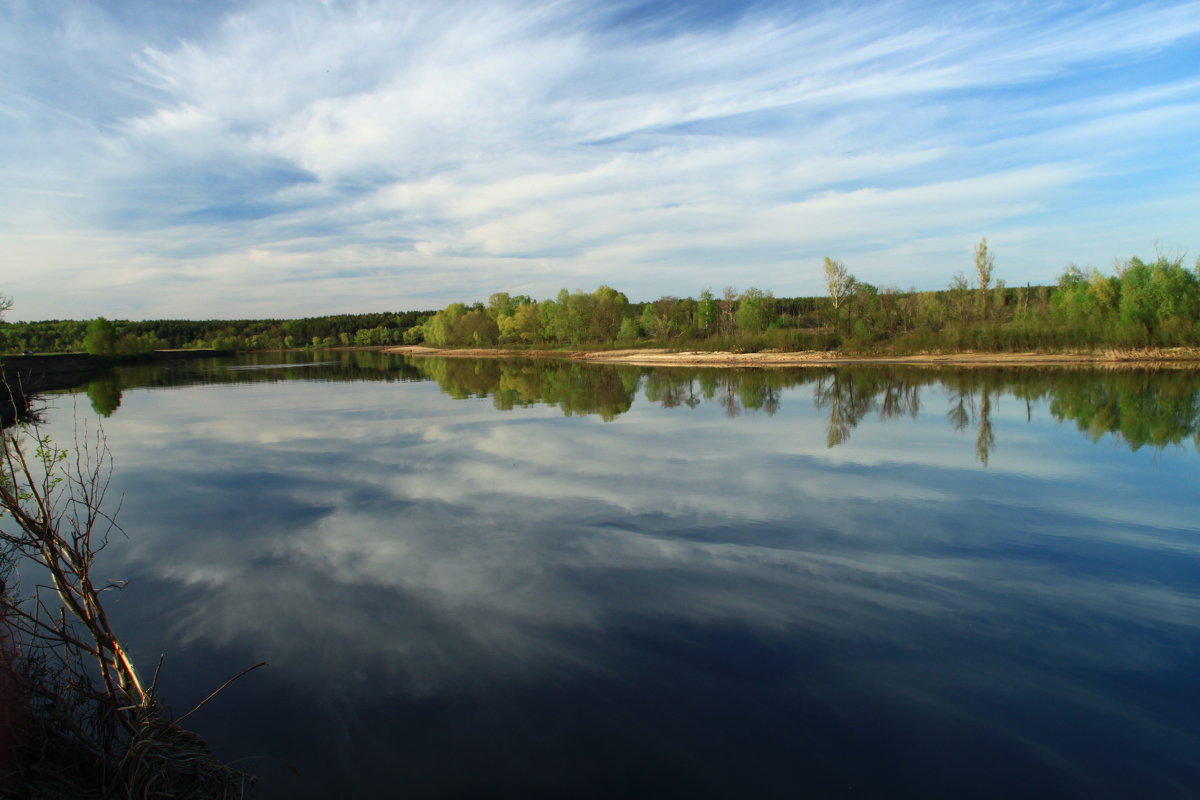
xmin=36 ymin=352 xmax=1200 ymax=798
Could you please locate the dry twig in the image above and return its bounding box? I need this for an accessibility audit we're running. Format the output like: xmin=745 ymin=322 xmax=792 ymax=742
xmin=0 ymin=409 xmax=258 ymax=798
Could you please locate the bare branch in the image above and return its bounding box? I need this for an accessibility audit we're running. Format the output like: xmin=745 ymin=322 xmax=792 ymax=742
xmin=174 ymin=662 xmax=269 ymax=727
xmin=1 ymin=395 xmax=256 ymax=794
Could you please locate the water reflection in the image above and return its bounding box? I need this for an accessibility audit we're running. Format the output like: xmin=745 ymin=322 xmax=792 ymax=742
xmin=67 ymin=353 xmax=1200 ymax=464
xmin=415 ymin=357 xmax=640 ymax=421
xmin=85 ymin=374 xmax=123 ymax=417
xmin=31 ymin=353 xmax=1200 ymax=798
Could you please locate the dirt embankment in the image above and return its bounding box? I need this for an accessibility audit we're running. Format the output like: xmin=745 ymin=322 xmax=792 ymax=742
xmin=386 ymin=345 xmax=1200 ymax=368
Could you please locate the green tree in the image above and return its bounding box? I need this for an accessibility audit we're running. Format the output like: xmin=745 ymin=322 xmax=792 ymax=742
xmin=1117 ymin=261 xmax=1157 ymax=343
xmin=423 ymin=303 xmax=466 ymax=346
xmin=538 ymin=297 xmax=564 ymax=343
xmin=487 ymin=292 xmax=516 ymax=319
xmin=83 ymin=317 xmax=116 ymax=356
xmin=948 ymin=273 xmax=971 ymax=323
xmin=501 ymin=303 xmax=541 ymax=344
xmin=640 ymin=304 xmax=662 ymax=339
xmin=590 ymin=286 xmax=629 ymax=343
xmin=460 ymin=310 xmax=500 ymax=345
xmin=735 ymin=288 xmax=771 ymax=334
xmin=696 ymin=288 xmax=718 ymax=335
xmin=848 ymin=282 xmax=879 ymax=339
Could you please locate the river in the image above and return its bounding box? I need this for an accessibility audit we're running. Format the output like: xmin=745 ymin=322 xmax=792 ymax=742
xmin=30 ymin=351 xmax=1200 ymax=798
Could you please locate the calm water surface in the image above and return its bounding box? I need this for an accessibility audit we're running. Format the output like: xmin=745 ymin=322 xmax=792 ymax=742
xmin=37 ymin=352 xmax=1200 ymax=798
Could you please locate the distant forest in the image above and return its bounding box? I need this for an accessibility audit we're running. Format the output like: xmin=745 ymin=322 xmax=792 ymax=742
xmin=0 ymin=310 xmax=431 ymax=355
xmin=3 ymin=245 xmax=1198 ymax=356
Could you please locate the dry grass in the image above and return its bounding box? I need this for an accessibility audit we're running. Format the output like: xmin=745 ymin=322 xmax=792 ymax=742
xmin=1 ymin=650 xmax=254 ymax=798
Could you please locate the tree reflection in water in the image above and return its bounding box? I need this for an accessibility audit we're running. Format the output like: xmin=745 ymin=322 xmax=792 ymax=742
xmin=409 ymin=358 xmax=1200 ymax=461
xmin=59 ymin=351 xmax=1200 ymax=461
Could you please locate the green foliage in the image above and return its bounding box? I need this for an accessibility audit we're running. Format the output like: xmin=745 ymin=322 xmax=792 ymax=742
xmin=696 ymin=288 xmax=717 ymax=334
xmin=590 ymin=285 xmax=629 ymax=342
xmin=499 ymin=303 xmax=540 ymax=344
xmin=83 ymin=317 xmax=116 ymax=356
xmin=640 ymin=304 xmax=663 ymax=339
xmin=411 ymin=248 xmax=1198 ymax=355
xmin=616 ymin=316 xmax=641 ymax=343
xmin=422 ymin=303 xmax=500 ymax=347
xmin=735 ymin=288 xmax=771 ymax=333
xmin=3 ymin=247 xmax=1197 ymax=359
xmin=1 ymin=309 xmax=430 ymax=355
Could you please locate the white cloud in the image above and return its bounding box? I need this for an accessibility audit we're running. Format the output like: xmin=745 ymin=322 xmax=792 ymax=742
xmin=2 ymin=0 xmax=1199 ymax=318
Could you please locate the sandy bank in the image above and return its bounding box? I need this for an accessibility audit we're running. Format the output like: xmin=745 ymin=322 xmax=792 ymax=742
xmin=386 ymin=345 xmax=1200 ymax=368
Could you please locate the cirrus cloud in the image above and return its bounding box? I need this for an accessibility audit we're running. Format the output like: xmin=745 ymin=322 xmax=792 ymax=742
xmin=2 ymin=0 xmax=1198 ymax=319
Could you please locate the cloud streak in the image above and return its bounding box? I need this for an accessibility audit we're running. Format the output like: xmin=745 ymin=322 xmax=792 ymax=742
xmin=3 ymin=0 xmax=1199 ymax=318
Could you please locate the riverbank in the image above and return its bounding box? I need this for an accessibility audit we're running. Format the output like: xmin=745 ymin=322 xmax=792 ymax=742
xmin=1 ymin=348 xmax=234 ymax=374
xmin=386 ymin=345 xmax=1200 ymax=368
xmin=1 ymin=349 xmax=235 ymax=426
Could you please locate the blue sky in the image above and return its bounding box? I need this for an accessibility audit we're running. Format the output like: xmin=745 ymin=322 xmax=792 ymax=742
xmin=2 ymin=0 xmax=1198 ymax=320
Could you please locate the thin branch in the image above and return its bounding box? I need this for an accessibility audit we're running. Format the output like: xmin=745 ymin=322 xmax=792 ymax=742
xmin=1 ymin=402 xmax=255 ymax=793
xmin=174 ymin=662 xmax=268 ymax=727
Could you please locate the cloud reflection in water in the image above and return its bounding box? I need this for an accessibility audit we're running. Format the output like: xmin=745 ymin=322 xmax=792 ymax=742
xmin=40 ymin=358 xmax=1200 ymax=798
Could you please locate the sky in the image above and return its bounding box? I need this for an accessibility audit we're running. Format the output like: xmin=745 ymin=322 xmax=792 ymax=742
xmin=2 ymin=0 xmax=1198 ymax=321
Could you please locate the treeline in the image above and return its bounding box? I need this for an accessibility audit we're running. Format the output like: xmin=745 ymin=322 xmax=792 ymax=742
xmin=417 ymin=285 xmax=817 ymax=349
xmin=414 ymin=246 xmax=1200 ymax=353
xmin=5 ymin=245 xmax=1197 ymax=356
xmin=0 ymin=310 xmax=431 ymax=355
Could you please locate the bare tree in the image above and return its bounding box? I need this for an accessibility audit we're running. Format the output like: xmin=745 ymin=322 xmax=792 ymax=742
xmin=823 ymin=257 xmax=857 ymax=334
xmin=0 ymin=414 xmax=261 ymax=796
xmin=720 ymin=286 xmax=738 ymax=336
xmin=948 ymin=272 xmax=971 ymax=322
xmin=823 ymin=258 xmax=851 ymax=312
xmin=974 ymin=238 xmax=994 ymax=292
xmin=975 ymin=238 xmax=995 ymax=320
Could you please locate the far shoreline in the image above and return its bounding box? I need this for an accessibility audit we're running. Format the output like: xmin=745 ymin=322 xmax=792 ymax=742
xmin=385 ymin=345 xmax=1200 ymax=369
